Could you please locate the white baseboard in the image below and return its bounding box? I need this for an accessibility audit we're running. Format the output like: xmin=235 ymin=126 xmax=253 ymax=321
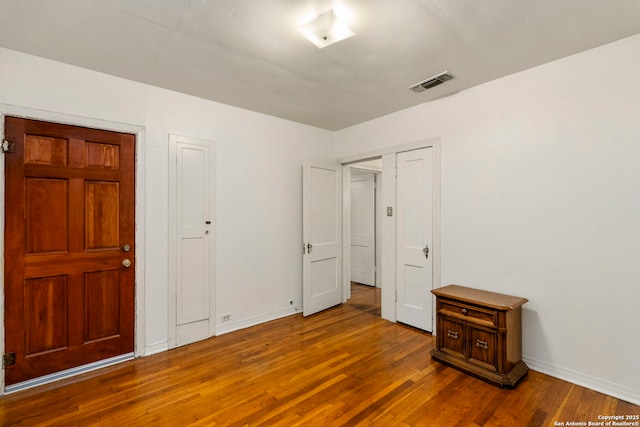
xmin=215 ymin=306 xmax=301 ymax=336
xmin=523 ymin=355 xmax=640 ymax=406
xmin=144 ymin=341 xmax=169 ymax=356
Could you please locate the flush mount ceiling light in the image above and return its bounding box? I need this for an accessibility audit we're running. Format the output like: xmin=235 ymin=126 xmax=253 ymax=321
xmin=298 ymin=9 xmax=355 ymax=49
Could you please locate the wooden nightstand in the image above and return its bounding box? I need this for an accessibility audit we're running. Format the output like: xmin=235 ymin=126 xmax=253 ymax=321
xmin=431 ymin=285 xmax=528 ymax=388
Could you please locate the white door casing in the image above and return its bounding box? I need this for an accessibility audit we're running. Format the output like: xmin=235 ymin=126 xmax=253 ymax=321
xmin=303 ymin=160 xmax=342 ymax=316
xmin=168 ymin=135 xmax=216 ymax=348
xmin=375 ymin=172 xmax=383 ymax=288
xmin=396 ymin=147 xmax=434 ymax=332
xmin=350 ymin=172 xmax=375 ymax=286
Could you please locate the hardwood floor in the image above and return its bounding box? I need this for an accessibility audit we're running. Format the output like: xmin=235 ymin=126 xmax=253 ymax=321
xmin=1 ymin=284 xmax=638 ymax=426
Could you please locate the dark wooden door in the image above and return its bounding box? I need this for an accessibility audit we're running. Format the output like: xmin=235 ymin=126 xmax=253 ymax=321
xmin=4 ymin=117 xmax=135 ymax=385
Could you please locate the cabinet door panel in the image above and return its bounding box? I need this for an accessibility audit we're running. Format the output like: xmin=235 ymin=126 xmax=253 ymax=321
xmin=468 ymin=326 xmax=497 ymax=371
xmin=440 ymin=317 xmax=464 ymax=358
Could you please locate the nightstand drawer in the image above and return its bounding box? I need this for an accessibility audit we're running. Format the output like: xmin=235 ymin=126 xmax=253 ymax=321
xmin=439 ymin=301 xmax=496 ymax=327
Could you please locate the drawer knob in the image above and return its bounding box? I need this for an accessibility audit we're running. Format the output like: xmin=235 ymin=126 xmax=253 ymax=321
xmin=476 ymin=339 xmax=489 ymax=350
xmin=447 ymin=330 xmax=459 ymax=339
xmin=461 ymin=308 xmax=468 ymax=315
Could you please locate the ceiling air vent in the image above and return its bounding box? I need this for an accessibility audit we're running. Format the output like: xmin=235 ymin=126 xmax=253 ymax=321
xmin=408 ymin=71 xmax=453 ymax=93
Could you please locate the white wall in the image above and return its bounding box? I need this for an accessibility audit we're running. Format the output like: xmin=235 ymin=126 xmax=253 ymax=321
xmin=335 ymin=34 xmax=640 ymax=404
xmin=0 ymin=47 xmax=334 ymax=355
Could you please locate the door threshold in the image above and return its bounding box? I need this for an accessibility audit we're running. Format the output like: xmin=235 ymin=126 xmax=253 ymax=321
xmin=4 ymin=352 xmax=134 ymax=394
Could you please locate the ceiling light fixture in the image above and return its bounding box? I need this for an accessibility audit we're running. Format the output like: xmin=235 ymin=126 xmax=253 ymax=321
xmin=298 ymin=9 xmax=355 ymax=49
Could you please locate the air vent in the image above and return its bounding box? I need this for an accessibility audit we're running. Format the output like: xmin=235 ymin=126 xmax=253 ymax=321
xmin=408 ymin=71 xmax=453 ymax=93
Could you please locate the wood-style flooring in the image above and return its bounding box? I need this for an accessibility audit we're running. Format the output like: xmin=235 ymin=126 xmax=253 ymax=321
xmin=1 ymin=284 xmax=638 ymax=426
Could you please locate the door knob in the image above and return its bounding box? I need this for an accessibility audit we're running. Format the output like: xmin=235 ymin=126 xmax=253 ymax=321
xmin=122 ymin=259 xmax=132 ymax=268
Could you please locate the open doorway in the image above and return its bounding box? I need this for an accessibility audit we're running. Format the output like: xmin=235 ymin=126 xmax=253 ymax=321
xmin=339 ymin=138 xmax=441 ymax=332
xmin=347 ymin=158 xmax=382 ymax=311
xmin=349 ymin=282 xmax=382 ymax=318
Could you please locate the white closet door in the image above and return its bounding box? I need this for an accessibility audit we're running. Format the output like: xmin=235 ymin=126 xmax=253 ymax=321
xmin=396 ymin=148 xmax=433 ymax=332
xmin=169 ymin=135 xmax=215 ymax=347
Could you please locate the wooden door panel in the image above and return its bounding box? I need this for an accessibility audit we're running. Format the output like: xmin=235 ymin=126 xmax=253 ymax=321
xmin=24 ymin=135 xmax=68 ymax=166
xmin=25 ymin=178 xmax=69 ymax=253
xmin=85 ymin=142 xmax=120 ymax=169
xmin=85 ymin=181 xmax=119 ymax=249
xmin=25 ymin=276 xmax=69 ymax=355
xmin=4 ymin=116 xmax=135 ymax=386
xmin=84 ymin=270 xmax=121 ymax=342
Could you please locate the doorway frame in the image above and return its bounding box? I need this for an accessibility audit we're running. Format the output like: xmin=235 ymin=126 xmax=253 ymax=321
xmin=342 ymin=161 xmax=382 ymax=302
xmin=347 ymin=169 xmax=377 ymax=288
xmin=0 ymin=103 xmax=146 ymax=395
xmin=338 ymin=137 xmax=441 ymax=326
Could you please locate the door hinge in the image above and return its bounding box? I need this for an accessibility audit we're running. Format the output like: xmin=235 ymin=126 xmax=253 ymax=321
xmin=3 ymin=352 xmax=16 ymax=367
xmin=2 ymin=139 xmax=16 ymax=154
xmin=395 ymin=290 xmax=398 ymax=302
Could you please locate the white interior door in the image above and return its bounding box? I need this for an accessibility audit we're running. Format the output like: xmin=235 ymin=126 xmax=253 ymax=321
xmin=396 ymin=147 xmax=433 ymax=331
xmin=303 ymin=160 xmax=342 ymax=316
xmin=350 ymin=171 xmax=375 ymax=286
xmin=169 ymin=135 xmax=215 ymax=347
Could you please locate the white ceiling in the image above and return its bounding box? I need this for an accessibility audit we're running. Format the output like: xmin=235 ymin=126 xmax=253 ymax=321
xmin=2 ymin=0 xmax=640 ymax=131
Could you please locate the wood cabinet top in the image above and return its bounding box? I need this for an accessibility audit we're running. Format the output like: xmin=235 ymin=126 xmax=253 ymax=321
xmin=432 ymin=285 xmax=528 ymax=311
